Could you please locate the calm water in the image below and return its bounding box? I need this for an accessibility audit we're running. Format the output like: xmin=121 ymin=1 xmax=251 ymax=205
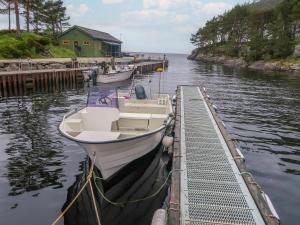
xmin=1 ymin=54 xmax=300 ymax=225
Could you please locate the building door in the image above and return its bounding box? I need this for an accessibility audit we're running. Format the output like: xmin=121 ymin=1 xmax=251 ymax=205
xmin=74 ymin=41 xmax=79 ymax=48
xmin=73 ymin=41 xmax=81 ymax=56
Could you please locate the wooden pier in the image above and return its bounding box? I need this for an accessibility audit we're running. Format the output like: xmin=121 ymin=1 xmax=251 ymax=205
xmin=0 ymin=60 xmax=167 ymax=98
xmin=0 ymin=68 xmax=85 ymax=97
xmin=168 ymin=86 xmax=280 ymax=225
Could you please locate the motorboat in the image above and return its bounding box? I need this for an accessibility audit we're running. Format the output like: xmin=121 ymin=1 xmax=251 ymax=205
xmin=97 ymin=65 xmax=134 ymax=83
xmin=82 ymin=65 xmax=135 ymax=83
xmin=58 ymin=86 xmax=173 ymax=180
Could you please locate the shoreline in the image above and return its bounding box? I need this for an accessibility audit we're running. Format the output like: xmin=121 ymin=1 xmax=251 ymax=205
xmin=188 ymin=50 xmax=300 ymax=73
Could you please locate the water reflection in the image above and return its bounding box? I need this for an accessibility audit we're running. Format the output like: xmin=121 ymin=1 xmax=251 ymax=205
xmin=1 ymin=95 xmax=71 ymax=196
xmin=63 ymin=145 xmax=171 ymax=225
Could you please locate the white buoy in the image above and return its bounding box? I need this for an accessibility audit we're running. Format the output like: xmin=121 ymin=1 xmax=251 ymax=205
xmin=151 ymin=209 xmax=167 ymax=225
xmin=162 ymin=135 xmax=174 ymax=148
xmin=172 ymin=95 xmax=176 ymax=102
xmin=262 ymin=192 xmax=280 ymax=221
xmin=236 ymin=148 xmax=245 ymax=161
xmin=212 ymin=104 xmax=218 ymax=112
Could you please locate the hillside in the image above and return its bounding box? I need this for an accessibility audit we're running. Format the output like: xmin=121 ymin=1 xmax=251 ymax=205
xmin=190 ymin=0 xmax=300 ymax=62
xmin=251 ymin=0 xmax=284 ymax=11
xmin=0 ymin=31 xmax=76 ymax=59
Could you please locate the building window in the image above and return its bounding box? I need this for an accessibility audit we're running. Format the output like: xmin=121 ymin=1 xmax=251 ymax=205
xmin=63 ymin=40 xmax=69 ymax=45
xmin=83 ymin=41 xmax=89 ymax=46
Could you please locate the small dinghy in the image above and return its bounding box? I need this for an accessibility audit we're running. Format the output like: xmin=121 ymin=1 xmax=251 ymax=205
xmin=59 ymin=86 xmax=173 ymax=180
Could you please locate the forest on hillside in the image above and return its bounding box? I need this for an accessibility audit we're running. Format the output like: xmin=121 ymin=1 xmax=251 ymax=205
xmin=190 ymin=0 xmax=300 ymax=61
xmin=0 ymin=1 xmax=73 ymax=58
xmin=0 ymin=0 xmax=69 ymax=36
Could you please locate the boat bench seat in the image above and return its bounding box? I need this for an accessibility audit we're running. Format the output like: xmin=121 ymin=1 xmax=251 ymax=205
xmin=75 ymin=131 xmax=120 ymax=142
xmin=119 ymin=113 xmax=151 ymax=120
xmin=119 ymin=113 xmax=168 ymax=120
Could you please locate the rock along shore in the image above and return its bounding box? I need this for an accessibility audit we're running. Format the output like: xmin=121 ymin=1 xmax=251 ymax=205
xmin=0 ymin=57 xmax=134 ymax=72
xmin=188 ymin=49 xmax=300 ymax=73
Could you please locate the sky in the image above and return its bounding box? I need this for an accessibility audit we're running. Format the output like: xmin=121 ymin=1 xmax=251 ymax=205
xmin=0 ymin=0 xmax=248 ymax=54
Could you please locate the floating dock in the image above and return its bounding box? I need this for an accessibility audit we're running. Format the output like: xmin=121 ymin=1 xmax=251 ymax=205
xmin=169 ymin=86 xmax=279 ymax=225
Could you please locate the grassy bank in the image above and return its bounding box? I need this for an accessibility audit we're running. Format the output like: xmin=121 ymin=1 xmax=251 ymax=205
xmin=0 ymin=31 xmax=76 ymax=59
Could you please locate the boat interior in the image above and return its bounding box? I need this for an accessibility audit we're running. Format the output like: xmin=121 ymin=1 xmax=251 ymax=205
xmin=61 ymin=94 xmax=173 ymax=142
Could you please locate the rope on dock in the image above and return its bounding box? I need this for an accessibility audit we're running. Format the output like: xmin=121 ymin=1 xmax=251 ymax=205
xmin=92 ymin=170 xmax=173 ymax=207
xmin=51 ymin=153 xmax=101 ymax=225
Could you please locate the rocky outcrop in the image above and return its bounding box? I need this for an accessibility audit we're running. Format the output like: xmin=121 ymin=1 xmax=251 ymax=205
xmin=188 ymin=49 xmax=300 ymax=73
xmin=187 ymin=48 xmax=200 ymax=60
xmin=191 ymin=52 xmax=247 ymax=68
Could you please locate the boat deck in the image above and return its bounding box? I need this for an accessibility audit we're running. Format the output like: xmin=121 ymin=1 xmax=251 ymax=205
xmin=169 ymin=86 xmax=269 ymax=225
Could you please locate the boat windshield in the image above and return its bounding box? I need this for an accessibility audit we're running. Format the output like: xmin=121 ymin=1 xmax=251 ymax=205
xmin=87 ymin=86 xmax=118 ymax=108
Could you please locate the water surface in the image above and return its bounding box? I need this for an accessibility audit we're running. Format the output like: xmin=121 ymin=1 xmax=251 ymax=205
xmin=1 ymin=54 xmax=300 ymax=225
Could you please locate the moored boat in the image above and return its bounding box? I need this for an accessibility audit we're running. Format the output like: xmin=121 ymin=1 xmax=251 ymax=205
xmin=97 ymin=69 xmax=134 ymax=83
xmin=58 ymin=86 xmax=173 ymax=179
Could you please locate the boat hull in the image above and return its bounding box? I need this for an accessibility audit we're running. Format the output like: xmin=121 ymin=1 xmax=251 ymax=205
xmin=97 ymin=70 xmax=133 ymax=83
xmin=79 ymin=128 xmax=165 ymax=179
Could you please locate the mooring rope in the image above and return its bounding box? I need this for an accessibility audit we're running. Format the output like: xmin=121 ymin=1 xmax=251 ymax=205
xmin=51 ymin=155 xmax=172 ymax=224
xmin=92 ymin=170 xmax=173 ymax=207
xmin=51 ymin=154 xmax=101 ymax=225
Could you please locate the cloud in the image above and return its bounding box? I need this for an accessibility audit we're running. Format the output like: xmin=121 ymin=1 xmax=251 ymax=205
xmin=79 ymin=4 xmax=90 ymax=14
xmin=172 ymin=14 xmax=189 ymax=24
xmin=67 ymin=3 xmax=91 ymax=17
xmin=192 ymin=1 xmax=232 ymax=15
xmin=66 ymin=0 xmax=234 ymax=53
xmin=102 ymin=0 xmax=124 ymax=4
xmin=143 ymin=0 xmax=188 ymax=10
xmin=202 ymin=2 xmax=232 ymax=14
xmin=122 ymin=9 xmax=169 ymax=25
xmin=121 ymin=9 xmax=190 ymax=29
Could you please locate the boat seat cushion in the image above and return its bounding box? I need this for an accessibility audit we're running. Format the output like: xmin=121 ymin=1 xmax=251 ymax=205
xmin=75 ymin=131 xmax=120 ymax=142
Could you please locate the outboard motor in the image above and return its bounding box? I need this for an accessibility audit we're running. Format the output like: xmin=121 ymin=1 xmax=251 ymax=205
xmin=135 ymin=85 xmax=147 ymax=99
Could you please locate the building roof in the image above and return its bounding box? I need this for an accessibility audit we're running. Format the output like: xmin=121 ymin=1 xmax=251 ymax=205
xmin=60 ymin=25 xmax=122 ymax=44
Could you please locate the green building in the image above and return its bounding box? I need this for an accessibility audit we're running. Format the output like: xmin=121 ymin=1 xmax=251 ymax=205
xmin=58 ymin=25 xmax=122 ymax=57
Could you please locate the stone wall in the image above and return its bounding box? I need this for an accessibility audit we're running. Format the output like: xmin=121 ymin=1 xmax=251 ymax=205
xmin=0 ymin=61 xmax=70 ymax=72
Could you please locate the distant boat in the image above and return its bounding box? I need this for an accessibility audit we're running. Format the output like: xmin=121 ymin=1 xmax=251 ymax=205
xmin=82 ymin=65 xmax=135 ymax=83
xmin=97 ymin=68 xmax=134 ymax=83
xmin=58 ymin=86 xmax=173 ymax=180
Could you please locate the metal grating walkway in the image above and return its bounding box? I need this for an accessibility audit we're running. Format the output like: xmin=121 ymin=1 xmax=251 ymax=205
xmin=180 ymin=86 xmax=265 ymax=225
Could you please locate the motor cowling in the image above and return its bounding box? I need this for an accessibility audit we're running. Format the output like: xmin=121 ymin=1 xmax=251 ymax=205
xmin=135 ymin=85 xmax=147 ymax=99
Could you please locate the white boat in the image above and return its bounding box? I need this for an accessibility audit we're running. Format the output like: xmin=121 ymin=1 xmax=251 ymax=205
xmin=58 ymin=87 xmax=173 ymax=180
xmin=97 ymin=69 xmax=134 ymax=83
xmin=97 ymin=65 xmax=135 ymax=83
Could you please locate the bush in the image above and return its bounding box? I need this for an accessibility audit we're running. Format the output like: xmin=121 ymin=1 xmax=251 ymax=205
xmin=294 ymin=37 xmax=300 ymax=45
xmin=39 ymin=36 xmax=52 ymax=45
xmin=48 ymin=45 xmax=76 ymax=58
xmin=0 ymin=31 xmax=75 ymax=59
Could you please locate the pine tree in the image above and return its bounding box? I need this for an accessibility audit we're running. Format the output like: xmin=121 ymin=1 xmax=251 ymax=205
xmin=39 ymin=0 xmax=69 ymax=36
xmin=0 ymin=0 xmax=13 ymax=30
xmin=14 ymin=0 xmax=20 ymax=37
